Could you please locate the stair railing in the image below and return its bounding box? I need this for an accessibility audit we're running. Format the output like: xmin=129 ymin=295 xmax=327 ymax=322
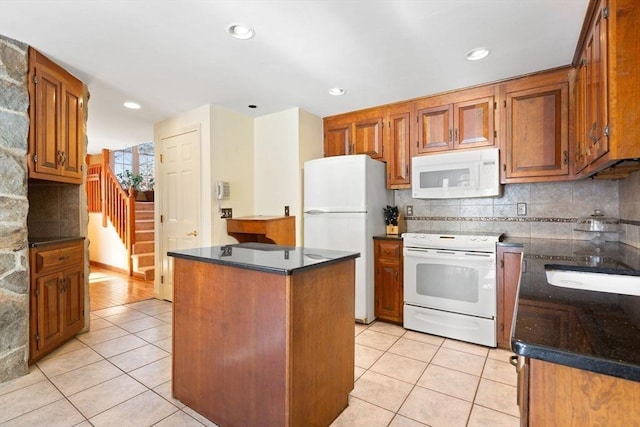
xmin=86 ymin=149 xmax=136 ymax=275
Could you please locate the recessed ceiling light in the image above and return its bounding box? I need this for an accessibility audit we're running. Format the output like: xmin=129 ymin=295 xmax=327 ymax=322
xmin=329 ymin=88 xmax=346 ymax=96
xmin=466 ymin=47 xmax=491 ymax=61
xmin=123 ymin=101 xmax=141 ymax=109
xmin=227 ymin=24 xmax=255 ymax=40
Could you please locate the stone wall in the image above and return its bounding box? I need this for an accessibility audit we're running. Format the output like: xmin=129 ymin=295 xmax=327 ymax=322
xmin=0 ymin=35 xmax=30 ymax=382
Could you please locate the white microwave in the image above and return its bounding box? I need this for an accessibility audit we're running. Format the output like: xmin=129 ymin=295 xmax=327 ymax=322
xmin=411 ymin=148 xmax=501 ymax=199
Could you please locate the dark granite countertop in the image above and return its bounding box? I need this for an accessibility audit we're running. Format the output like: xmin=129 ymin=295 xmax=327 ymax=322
xmin=506 ymin=238 xmax=640 ymax=381
xmin=167 ymin=242 xmax=360 ymax=276
xmin=28 ymin=236 xmax=85 ymax=248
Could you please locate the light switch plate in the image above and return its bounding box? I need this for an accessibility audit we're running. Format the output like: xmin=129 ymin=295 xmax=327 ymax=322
xmin=517 ymin=203 xmax=527 ymax=216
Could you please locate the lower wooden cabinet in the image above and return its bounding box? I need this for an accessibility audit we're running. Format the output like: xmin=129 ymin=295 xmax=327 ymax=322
xmin=517 ymin=356 xmax=640 ymax=426
xmin=374 ymin=238 xmax=403 ymax=324
xmin=497 ymin=245 xmax=523 ymax=349
xmin=29 ymin=240 xmax=85 ymax=364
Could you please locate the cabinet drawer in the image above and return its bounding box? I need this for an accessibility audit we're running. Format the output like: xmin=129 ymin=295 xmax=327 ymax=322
xmin=375 ymin=240 xmax=402 ymax=261
xmin=33 ymin=245 xmax=83 ymax=275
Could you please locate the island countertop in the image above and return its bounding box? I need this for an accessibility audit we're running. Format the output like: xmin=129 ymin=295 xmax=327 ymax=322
xmin=167 ymin=242 xmax=360 ymax=276
xmin=506 ymin=238 xmax=640 ymax=382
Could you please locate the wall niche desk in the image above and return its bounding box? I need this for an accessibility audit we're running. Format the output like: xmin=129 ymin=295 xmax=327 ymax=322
xmin=226 ymin=215 xmax=295 ymax=246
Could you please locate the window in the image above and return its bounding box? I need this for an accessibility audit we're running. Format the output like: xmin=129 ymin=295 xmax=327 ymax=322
xmin=113 ymin=142 xmax=154 ymax=190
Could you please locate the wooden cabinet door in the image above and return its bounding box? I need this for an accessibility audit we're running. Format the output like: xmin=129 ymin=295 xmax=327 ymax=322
xmin=61 ymin=80 xmax=84 ymax=180
xmin=453 ymin=96 xmax=494 ymax=150
xmin=415 ymin=104 xmax=453 ymax=153
xmin=385 ymin=103 xmax=412 ymax=188
xmin=574 ymin=58 xmax=589 ymax=173
xmin=32 ymin=64 xmax=62 ymax=177
xmin=324 ymin=121 xmax=350 ymax=157
xmin=28 ymin=48 xmax=84 ymax=184
xmin=374 ymin=240 xmax=403 ymax=324
xmin=375 ymin=260 xmax=402 ymax=323
xmin=497 ymin=246 xmax=523 ymax=349
xmin=61 ymin=267 xmax=84 ymax=339
xmin=353 ymin=115 xmax=384 ymax=160
xmin=504 ymin=82 xmax=569 ymax=180
xmin=34 ymin=272 xmax=64 ymax=354
xmin=584 ymin=0 xmax=609 ymax=164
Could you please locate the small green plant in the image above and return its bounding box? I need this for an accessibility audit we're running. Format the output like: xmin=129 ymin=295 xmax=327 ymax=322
xmin=117 ymin=170 xmax=144 ymax=191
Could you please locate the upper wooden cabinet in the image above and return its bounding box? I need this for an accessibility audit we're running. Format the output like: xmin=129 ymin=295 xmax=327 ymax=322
xmin=413 ymin=86 xmax=496 ymax=155
xmin=499 ymin=68 xmax=571 ymax=183
xmin=573 ymin=0 xmax=640 ymax=177
xmin=28 ymin=48 xmax=84 ymax=184
xmin=384 ymin=103 xmax=412 ymax=188
xmin=323 ymin=107 xmax=384 ymax=159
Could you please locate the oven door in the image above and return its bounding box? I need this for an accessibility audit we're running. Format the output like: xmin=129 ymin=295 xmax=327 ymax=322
xmin=403 ymin=246 xmax=496 ymax=318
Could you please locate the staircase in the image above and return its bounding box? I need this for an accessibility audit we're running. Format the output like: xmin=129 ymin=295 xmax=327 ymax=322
xmin=131 ymin=201 xmax=155 ymax=281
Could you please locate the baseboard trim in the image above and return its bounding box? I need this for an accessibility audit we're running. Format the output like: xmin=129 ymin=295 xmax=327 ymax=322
xmin=89 ymin=261 xmax=129 ymax=276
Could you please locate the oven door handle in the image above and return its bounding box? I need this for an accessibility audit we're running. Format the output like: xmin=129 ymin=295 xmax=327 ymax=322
xmin=404 ymin=248 xmax=494 ymax=261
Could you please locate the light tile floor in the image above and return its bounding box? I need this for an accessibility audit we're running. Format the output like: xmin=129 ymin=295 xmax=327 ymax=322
xmin=0 ymin=299 xmax=519 ymax=427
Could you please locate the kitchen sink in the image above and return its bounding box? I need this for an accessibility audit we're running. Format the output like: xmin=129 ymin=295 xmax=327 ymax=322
xmin=545 ymin=264 xmax=640 ymax=297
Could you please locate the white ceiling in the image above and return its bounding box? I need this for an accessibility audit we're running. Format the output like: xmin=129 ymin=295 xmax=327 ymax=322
xmin=1 ymin=0 xmax=589 ymax=154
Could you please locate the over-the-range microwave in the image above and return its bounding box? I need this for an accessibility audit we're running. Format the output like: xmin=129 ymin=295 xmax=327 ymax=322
xmin=411 ymin=148 xmax=501 ymax=199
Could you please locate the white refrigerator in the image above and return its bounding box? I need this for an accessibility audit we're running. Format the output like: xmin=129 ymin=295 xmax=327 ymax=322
xmin=303 ymin=155 xmax=392 ymax=323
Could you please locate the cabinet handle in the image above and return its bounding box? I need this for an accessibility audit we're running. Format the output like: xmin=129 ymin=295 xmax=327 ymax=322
xmin=186 ymin=230 xmax=198 ymax=237
xmin=56 ymin=150 xmax=67 ymax=166
xmin=589 ymin=122 xmax=600 ymax=144
xmin=58 ymin=256 xmax=70 ymax=261
xmin=449 ymin=129 xmax=452 ymax=142
xmin=563 ymin=150 xmax=568 ymax=165
xmin=395 ymin=271 xmax=398 ymax=279
xmin=454 ymin=128 xmax=458 ymax=142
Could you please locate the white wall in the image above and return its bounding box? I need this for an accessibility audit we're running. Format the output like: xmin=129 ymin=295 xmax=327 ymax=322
xmin=298 ymin=108 xmax=324 ymax=245
xmin=87 ymin=212 xmax=128 ymax=271
xmin=154 ymin=105 xmax=321 ymax=253
xmin=210 ymin=105 xmax=255 ymax=245
xmin=254 ymin=107 xmax=322 ymax=244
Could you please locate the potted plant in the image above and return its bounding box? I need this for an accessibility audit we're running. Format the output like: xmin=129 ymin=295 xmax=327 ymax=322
xmin=140 ymin=177 xmax=155 ymax=202
xmin=117 ymin=170 xmax=144 ymax=197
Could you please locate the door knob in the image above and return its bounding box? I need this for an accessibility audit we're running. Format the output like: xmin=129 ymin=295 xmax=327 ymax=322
xmin=186 ymin=230 xmax=198 ymax=237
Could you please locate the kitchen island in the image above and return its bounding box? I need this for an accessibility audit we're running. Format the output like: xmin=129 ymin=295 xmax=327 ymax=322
xmin=508 ymin=238 xmax=640 ymax=426
xmin=167 ymin=243 xmax=359 ymax=427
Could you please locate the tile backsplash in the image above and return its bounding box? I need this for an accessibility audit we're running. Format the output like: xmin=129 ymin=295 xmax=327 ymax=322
xmin=395 ymin=172 xmax=640 ymax=248
xmin=27 ymin=182 xmax=81 ymax=238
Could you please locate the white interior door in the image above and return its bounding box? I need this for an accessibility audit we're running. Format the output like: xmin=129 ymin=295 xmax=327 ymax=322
xmin=159 ymin=127 xmax=201 ymax=301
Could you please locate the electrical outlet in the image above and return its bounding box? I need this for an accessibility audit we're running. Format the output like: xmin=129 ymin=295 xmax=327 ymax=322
xmin=221 ymin=208 xmax=232 ymax=219
xmin=406 ymin=205 xmax=413 ymax=217
xmin=284 ymin=205 xmax=290 ymax=216
xmin=517 ymin=203 xmax=527 ymax=216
